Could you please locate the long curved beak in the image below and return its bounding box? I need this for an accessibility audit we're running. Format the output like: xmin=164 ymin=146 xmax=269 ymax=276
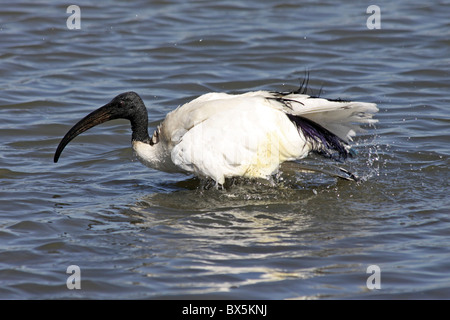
xmin=54 ymin=92 xmax=149 ymax=163
xmin=53 ymin=102 xmax=118 ymax=163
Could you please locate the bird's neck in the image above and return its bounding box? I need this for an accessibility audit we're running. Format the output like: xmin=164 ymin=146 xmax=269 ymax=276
xmin=132 ymin=139 xmax=180 ymax=173
xmin=130 ymin=113 xmax=151 ymax=144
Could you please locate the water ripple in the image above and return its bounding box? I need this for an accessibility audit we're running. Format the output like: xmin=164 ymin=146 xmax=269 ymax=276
xmin=0 ymin=0 xmax=449 ymax=299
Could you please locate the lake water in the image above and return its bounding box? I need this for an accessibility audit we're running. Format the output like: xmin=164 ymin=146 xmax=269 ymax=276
xmin=0 ymin=0 xmax=449 ymax=299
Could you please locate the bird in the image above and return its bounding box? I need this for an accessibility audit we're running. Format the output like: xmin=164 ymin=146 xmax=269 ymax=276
xmin=54 ymin=82 xmax=378 ymax=186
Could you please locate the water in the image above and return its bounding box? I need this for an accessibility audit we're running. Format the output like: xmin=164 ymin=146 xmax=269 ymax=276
xmin=0 ymin=0 xmax=449 ymax=299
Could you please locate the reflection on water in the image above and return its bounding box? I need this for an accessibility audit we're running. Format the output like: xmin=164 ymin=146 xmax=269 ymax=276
xmin=124 ymin=190 xmax=327 ymax=297
xmin=117 ymin=167 xmax=378 ymax=297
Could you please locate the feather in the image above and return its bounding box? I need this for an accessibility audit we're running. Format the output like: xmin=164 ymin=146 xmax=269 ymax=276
xmin=286 ymin=114 xmax=351 ymax=160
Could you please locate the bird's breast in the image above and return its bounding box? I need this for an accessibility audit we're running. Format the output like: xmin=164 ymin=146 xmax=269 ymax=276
xmin=132 ymin=140 xmax=181 ymax=173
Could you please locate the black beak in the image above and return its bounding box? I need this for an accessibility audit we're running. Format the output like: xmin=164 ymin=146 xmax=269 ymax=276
xmin=54 ymin=102 xmax=118 ymax=163
xmin=54 ymin=91 xmax=149 ymax=163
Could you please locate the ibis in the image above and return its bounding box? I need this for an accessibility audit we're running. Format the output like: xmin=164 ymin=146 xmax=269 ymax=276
xmin=54 ymin=84 xmax=378 ymax=185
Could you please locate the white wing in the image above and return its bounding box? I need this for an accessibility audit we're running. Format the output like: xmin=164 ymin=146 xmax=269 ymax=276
xmin=265 ymin=92 xmax=378 ymax=142
xmin=169 ymin=95 xmax=304 ymax=184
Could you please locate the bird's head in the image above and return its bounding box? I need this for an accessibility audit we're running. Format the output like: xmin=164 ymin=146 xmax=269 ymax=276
xmin=105 ymin=91 xmax=146 ymax=121
xmin=54 ymin=91 xmax=150 ymax=163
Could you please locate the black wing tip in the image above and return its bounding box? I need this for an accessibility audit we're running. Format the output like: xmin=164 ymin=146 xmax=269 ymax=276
xmin=287 ymin=114 xmax=351 ymax=161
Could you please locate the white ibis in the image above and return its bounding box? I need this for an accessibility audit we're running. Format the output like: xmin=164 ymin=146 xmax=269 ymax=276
xmin=54 ymin=85 xmax=378 ymax=185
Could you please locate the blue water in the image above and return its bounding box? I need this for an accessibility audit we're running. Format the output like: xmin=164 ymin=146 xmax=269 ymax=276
xmin=0 ymin=0 xmax=449 ymax=299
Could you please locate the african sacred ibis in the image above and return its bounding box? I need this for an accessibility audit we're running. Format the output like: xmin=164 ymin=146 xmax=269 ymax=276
xmin=54 ymin=86 xmax=378 ymax=185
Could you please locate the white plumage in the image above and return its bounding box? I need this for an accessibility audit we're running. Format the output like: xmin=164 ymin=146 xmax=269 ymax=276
xmin=133 ymin=90 xmax=378 ymax=184
xmin=54 ymin=87 xmax=378 ymax=185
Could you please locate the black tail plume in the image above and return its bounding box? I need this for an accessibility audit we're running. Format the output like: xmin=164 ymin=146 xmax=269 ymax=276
xmin=287 ymin=114 xmax=351 ymax=161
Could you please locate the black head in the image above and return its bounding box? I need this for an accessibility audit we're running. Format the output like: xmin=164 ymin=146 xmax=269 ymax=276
xmin=54 ymin=91 xmax=150 ymax=163
xmin=106 ymin=91 xmax=146 ymax=121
